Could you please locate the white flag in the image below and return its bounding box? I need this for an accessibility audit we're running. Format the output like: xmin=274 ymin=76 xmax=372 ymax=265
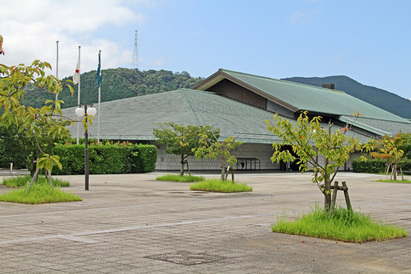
xmin=73 ymin=51 xmax=80 ymax=84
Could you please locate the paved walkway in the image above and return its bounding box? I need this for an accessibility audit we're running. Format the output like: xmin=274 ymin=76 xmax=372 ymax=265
xmin=0 ymin=172 xmax=410 ymax=273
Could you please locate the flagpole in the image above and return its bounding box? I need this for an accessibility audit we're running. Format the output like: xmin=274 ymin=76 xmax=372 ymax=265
xmin=76 ymin=46 xmax=81 ymax=144
xmin=55 ymin=41 xmax=59 ymax=105
xmin=97 ymin=50 xmax=102 ymax=144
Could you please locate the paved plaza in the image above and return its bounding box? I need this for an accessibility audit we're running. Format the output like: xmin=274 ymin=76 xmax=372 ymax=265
xmin=0 ymin=172 xmax=410 ymax=273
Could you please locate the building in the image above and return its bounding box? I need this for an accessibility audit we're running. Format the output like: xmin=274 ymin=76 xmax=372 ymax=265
xmin=62 ymin=69 xmax=411 ymax=172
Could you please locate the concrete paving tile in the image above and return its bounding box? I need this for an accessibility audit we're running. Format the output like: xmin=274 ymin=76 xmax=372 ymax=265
xmin=1 ymin=172 xmax=410 ymax=273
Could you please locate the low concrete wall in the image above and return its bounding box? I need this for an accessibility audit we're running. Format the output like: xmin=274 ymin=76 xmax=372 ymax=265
xmin=155 ymin=143 xmax=279 ymax=171
xmin=154 ymin=143 xmax=360 ymax=172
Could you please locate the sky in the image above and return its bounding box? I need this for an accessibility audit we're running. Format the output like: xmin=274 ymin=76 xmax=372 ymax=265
xmin=1 ymin=0 xmax=411 ymax=100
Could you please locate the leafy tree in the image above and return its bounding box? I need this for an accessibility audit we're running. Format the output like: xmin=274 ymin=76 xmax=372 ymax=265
xmin=194 ymin=133 xmax=242 ymax=181
xmin=153 ymin=122 xmax=218 ymax=176
xmin=266 ymin=112 xmax=370 ymax=213
xmin=370 ymin=133 xmax=404 ymax=180
xmin=0 ymin=60 xmax=74 ymax=176
xmin=0 ymin=119 xmax=71 ymax=176
xmin=398 ymin=133 xmax=411 ymax=159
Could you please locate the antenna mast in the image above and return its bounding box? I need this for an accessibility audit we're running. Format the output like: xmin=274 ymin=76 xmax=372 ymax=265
xmin=132 ymin=30 xmax=140 ymax=70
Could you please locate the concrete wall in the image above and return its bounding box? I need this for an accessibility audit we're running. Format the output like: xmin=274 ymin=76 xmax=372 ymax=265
xmin=155 ymin=143 xmax=279 ymax=171
xmin=155 ymin=142 xmax=360 ymax=172
xmin=306 ymin=151 xmax=361 ymax=171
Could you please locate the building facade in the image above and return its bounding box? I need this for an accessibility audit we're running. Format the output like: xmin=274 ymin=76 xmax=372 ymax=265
xmin=62 ymin=69 xmax=411 ymax=172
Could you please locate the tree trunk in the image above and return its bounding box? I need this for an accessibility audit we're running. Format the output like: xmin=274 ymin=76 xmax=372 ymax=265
xmin=221 ymin=158 xmax=226 ymax=181
xmin=323 ymin=156 xmax=331 ymax=212
xmin=27 ymin=157 xmax=36 ymax=177
xmin=179 ymin=154 xmax=185 ymax=176
xmin=323 ymin=156 xmax=332 ymax=212
xmin=185 ymin=160 xmax=191 ymax=176
xmin=323 ymin=180 xmax=332 ymax=212
xmin=393 ymin=162 xmax=398 ymax=180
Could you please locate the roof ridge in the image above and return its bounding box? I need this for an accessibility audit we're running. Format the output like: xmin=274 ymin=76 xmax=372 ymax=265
xmin=180 ymin=89 xmax=205 ymax=125
xmin=220 ymin=68 xmax=347 ymax=94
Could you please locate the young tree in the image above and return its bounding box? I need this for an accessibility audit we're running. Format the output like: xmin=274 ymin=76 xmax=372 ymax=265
xmin=371 ymin=133 xmax=404 ymax=180
xmin=266 ymin=112 xmax=369 ymax=212
xmin=153 ymin=122 xmax=219 ymax=176
xmin=194 ymin=133 xmax=242 ymax=181
xmin=0 ymin=60 xmax=74 ymax=176
xmin=0 ymin=119 xmax=71 ymax=176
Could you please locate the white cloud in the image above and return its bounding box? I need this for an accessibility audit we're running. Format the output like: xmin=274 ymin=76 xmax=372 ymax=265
xmin=0 ymin=0 xmax=149 ymax=78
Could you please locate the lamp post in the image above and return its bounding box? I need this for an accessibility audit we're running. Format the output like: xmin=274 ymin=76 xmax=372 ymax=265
xmin=75 ymin=104 xmax=97 ymax=190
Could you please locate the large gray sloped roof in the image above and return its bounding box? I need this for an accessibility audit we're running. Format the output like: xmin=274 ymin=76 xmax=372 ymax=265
xmin=62 ymin=88 xmax=372 ymax=144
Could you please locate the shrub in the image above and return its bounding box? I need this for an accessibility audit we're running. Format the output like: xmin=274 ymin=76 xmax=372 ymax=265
xmin=352 ymin=158 xmax=386 ymax=173
xmin=52 ymin=145 xmax=85 ymax=175
xmin=353 ymin=157 xmax=411 ymax=174
xmin=0 ymin=151 xmax=26 ymax=169
xmin=52 ymin=143 xmax=157 ymax=175
xmin=89 ymin=145 xmax=130 ymax=174
xmin=399 ymin=159 xmax=411 ymax=171
xmin=132 ymin=144 xmax=157 ymax=173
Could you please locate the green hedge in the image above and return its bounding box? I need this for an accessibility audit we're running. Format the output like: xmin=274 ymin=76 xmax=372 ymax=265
xmin=132 ymin=145 xmax=157 ymax=173
xmin=353 ymin=158 xmax=411 ymax=174
xmin=0 ymin=151 xmax=26 ymax=169
xmin=52 ymin=144 xmax=157 ymax=175
xmin=398 ymin=159 xmax=411 ymax=171
xmin=352 ymin=158 xmax=386 ymax=173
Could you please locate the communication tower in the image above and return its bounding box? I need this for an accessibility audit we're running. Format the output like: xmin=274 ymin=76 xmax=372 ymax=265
xmin=132 ymin=30 xmax=140 ymax=70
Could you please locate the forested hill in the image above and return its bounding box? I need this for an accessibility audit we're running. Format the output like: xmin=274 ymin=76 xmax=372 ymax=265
xmin=22 ymin=68 xmax=204 ymax=109
xmin=282 ymin=76 xmax=411 ymax=119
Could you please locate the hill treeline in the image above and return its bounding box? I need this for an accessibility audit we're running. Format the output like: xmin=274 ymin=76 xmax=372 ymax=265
xmin=282 ymin=76 xmax=411 ymax=119
xmin=23 ymin=68 xmax=204 ymax=109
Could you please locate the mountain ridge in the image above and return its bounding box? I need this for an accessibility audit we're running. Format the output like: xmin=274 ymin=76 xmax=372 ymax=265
xmin=282 ymin=75 xmax=411 ymax=119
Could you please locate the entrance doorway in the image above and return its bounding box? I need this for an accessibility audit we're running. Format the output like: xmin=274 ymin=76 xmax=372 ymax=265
xmin=279 ymin=145 xmax=301 ymax=172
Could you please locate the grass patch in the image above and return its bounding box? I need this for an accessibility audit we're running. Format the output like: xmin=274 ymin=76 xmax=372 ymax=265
xmin=272 ymin=206 xmax=408 ymax=243
xmin=190 ymin=179 xmax=253 ymax=193
xmin=156 ymin=174 xmax=205 ymax=182
xmin=0 ymin=183 xmax=82 ymax=204
xmin=2 ymin=175 xmax=70 ymax=188
xmin=376 ymin=179 xmax=411 ymax=184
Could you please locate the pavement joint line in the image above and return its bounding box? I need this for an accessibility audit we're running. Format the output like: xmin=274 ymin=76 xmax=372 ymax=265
xmin=71 ymin=213 xmax=274 ymax=236
xmin=1 ymin=194 xmax=408 ymax=220
xmin=0 ymin=213 xmax=273 ymax=246
xmin=56 ymin=235 xmax=101 ymax=244
xmin=0 ymin=194 xmax=291 ymax=218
